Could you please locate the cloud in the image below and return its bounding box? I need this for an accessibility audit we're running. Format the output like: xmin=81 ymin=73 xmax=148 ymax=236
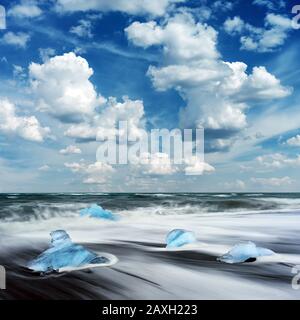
xmin=8 ymin=2 xmax=42 ymax=18
xmin=64 ymin=162 xmax=85 ymax=172
xmin=70 ymin=19 xmax=93 ymax=38
xmin=59 ymin=145 xmax=82 ymax=155
xmin=126 ymin=11 xmax=291 ymax=154
xmin=251 ymin=176 xmax=293 ymax=187
xmin=179 ymin=96 xmax=247 ymax=131
xmin=37 ymin=55 xmax=146 ymax=145
xmin=64 ymin=96 xmax=146 ymax=142
xmin=126 ymin=13 xmax=219 ymax=61
xmin=207 ymin=138 xmax=234 ymax=152
xmin=253 ymin=0 xmax=285 ymax=11
xmin=64 ymin=161 xmax=114 ymax=184
xmin=125 ymin=21 xmax=164 ymax=48
xmin=13 ymin=65 xmax=26 ymax=79
xmin=95 ymin=97 xmax=145 ymax=141
xmin=256 ymin=153 xmax=300 ymax=169
xmin=0 ymin=98 xmax=50 ymax=142
xmin=133 ymin=153 xmax=214 ymax=176
xmin=82 ymin=177 xmax=107 ymax=184
xmin=64 ymin=161 xmax=114 ymax=173
xmin=29 ymin=52 xmax=104 ymax=122
xmin=224 ymin=14 xmax=293 ymax=52
xmin=150 ymin=62 xmax=290 ymax=113
xmin=146 ymin=59 xmax=229 ymax=91
xmin=286 ymin=135 xmax=300 ymax=147
xmin=127 ymin=13 xmax=290 ymax=134
xmin=2 ymin=32 xmax=30 ymax=48
xmin=224 ymin=16 xmax=246 ymax=35
xmin=256 ymin=153 xmax=286 ymax=168
xmin=39 ymin=48 xmax=56 ymax=62
xmin=38 ymin=165 xmax=50 ymax=171
xmin=213 ymin=0 xmax=235 ymax=12
xmin=221 ymin=179 xmax=246 ymax=190
xmin=175 ymin=6 xmax=212 ymax=22
xmin=223 ymin=63 xmax=292 ymax=101
xmin=224 ymin=16 xmax=262 ymax=36
xmin=137 ymin=152 xmax=178 ymax=175
xmin=55 ymin=0 xmax=185 ymax=16
xmin=184 ymin=157 xmax=215 ymax=175
xmin=132 ymin=151 xmax=215 ymax=177
xmin=64 ymin=123 xmax=98 ymax=141
xmin=244 ymin=14 xmax=292 ymax=52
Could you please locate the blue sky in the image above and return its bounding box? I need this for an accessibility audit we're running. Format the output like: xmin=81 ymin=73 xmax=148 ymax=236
xmin=0 ymin=0 xmax=300 ymax=192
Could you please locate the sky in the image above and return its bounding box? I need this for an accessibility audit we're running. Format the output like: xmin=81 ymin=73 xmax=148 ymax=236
xmin=0 ymin=0 xmax=300 ymax=193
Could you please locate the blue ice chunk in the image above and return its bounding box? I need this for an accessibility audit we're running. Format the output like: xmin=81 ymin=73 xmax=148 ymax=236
xmin=80 ymin=204 xmax=116 ymax=220
xmin=217 ymin=241 xmax=275 ymax=264
xmin=27 ymin=230 xmax=108 ymax=273
xmin=166 ymin=229 xmax=197 ymax=248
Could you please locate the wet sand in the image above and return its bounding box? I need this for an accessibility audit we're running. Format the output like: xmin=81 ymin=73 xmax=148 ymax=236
xmin=0 ymin=240 xmax=298 ymax=300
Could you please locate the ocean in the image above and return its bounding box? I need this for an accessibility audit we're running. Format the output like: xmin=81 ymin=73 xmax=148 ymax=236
xmin=1 ymin=193 xmax=300 ymax=299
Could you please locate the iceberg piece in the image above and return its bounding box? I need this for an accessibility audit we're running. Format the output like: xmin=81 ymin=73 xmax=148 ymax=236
xmin=80 ymin=204 xmax=116 ymax=220
xmin=27 ymin=230 xmax=109 ymax=273
xmin=166 ymin=229 xmax=197 ymax=248
xmin=217 ymin=241 xmax=275 ymax=264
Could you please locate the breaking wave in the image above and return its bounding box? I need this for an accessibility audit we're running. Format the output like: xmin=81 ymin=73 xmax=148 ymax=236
xmin=1 ymin=193 xmax=300 ymax=223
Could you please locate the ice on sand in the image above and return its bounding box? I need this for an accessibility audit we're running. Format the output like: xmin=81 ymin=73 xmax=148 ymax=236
xmin=166 ymin=229 xmax=197 ymax=248
xmin=80 ymin=204 xmax=117 ymax=220
xmin=27 ymin=230 xmax=110 ymax=273
xmin=217 ymin=241 xmax=275 ymax=264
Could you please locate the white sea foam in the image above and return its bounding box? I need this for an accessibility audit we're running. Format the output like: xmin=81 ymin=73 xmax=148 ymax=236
xmin=2 ymin=194 xmax=300 ymax=299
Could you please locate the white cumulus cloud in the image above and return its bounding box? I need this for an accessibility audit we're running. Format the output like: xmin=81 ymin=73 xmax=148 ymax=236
xmin=224 ymin=14 xmax=293 ymax=52
xmin=0 ymin=98 xmax=50 ymax=142
xmin=29 ymin=52 xmax=104 ymax=122
xmin=65 ymin=96 xmax=145 ymax=142
xmin=184 ymin=156 xmax=215 ymax=175
xmin=127 ymin=11 xmax=291 ymax=138
xmin=59 ymin=145 xmax=82 ymax=155
xmin=139 ymin=152 xmax=178 ymax=175
xmin=126 ymin=13 xmax=219 ymax=61
xmin=64 ymin=161 xmax=115 ymax=184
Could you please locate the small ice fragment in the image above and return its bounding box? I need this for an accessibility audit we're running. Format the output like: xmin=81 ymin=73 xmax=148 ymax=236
xmin=217 ymin=241 xmax=275 ymax=264
xmin=27 ymin=230 xmax=109 ymax=273
xmin=80 ymin=204 xmax=116 ymax=220
xmin=166 ymin=229 xmax=197 ymax=248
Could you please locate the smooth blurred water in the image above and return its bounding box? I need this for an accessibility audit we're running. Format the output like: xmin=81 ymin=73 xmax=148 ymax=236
xmin=1 ymin=193 xmax=300 ymax=299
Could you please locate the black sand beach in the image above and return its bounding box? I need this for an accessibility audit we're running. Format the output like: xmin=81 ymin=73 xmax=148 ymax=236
xmin=1 ymin=193 xmax=300 ymax=299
